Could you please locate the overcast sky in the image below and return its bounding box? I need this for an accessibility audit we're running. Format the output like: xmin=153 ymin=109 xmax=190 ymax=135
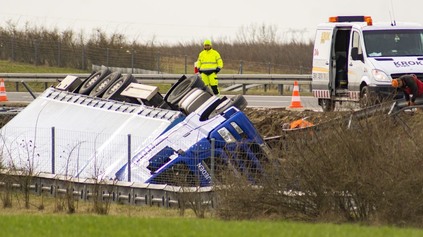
xmin=1 ymin=0 xmax=422 ymax=45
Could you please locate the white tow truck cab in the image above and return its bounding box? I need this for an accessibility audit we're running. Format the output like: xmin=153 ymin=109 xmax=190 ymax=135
xmin=312 ymin=16 xmax=423 ymax=111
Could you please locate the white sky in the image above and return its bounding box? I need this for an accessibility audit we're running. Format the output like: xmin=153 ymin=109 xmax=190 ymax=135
xmin=1 ymin=0 xmax=423 ymax=45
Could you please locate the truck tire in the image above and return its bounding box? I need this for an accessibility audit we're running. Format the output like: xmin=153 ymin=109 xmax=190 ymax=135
xmin=78 ymin=67 xmax=111 ymax=95
xmin=164 ymin=75 xmax=208 ymax=109
xmin=102 ymin=74 xmax=138 ymax=103
xmin=208 ymin=95 xmax=248 ymax=118
xmin=178 ymin=88 xmax=212 ymax=114
xmin=88 ymin=71 xmax=121 ymax=97
xmin=320 ymin=99 xmax=335 ymax=112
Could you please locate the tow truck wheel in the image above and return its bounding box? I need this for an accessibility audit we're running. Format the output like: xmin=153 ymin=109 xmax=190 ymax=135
xmin=360 ymin=86 xmax=376 ymax=108
xmin=320 ymin=99 xmax=335 ymax=112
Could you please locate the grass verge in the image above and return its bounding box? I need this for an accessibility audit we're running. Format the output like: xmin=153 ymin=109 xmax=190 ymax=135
xmin=0 ymin=213 xmax=422 ymax=237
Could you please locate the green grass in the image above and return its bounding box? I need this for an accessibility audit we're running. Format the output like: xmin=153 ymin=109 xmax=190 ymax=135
xmin=0 ymin=60 xmax=88 ymax=73
xmin=0 ymin=214 xmax=422 ymax=237
xmin=0 ymin=60 xmax=88 ymax=92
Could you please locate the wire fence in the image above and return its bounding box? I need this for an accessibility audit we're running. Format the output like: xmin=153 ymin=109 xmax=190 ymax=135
xmin=0 ymin=126 xmax=272 ymax=187
xmin=0 ymin=35 xmax=311 ymax=74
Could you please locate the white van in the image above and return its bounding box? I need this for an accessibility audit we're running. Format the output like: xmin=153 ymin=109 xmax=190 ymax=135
xmin=311 ymin=16 xmax=423 ymax=111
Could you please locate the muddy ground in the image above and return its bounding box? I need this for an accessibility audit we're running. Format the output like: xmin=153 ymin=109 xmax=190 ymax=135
xmin=244 ymin=107 xmax=344 ymax=138
xmin=0 ymin=105 xmax=342 ymax=139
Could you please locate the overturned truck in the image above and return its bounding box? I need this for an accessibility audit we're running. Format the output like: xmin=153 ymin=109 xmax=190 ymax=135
xmin=0 ymin=68 xmax=270 ymax=186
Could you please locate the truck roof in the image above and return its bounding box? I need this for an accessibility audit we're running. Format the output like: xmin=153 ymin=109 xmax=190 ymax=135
xmin=317 ymin=21 xmax=423 ymax=31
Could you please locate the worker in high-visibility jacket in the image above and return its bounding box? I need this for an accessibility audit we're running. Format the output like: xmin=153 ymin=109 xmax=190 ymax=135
xmin=196 ymin=39 xmax=223 ymax=95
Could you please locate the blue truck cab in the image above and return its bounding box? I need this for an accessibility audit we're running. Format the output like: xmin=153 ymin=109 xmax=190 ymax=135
xmin=115 ymin=94 xmax=270 ymax=186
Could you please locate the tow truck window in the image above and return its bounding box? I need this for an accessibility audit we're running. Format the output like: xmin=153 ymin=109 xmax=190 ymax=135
xmin=363 ymin=30 xmax=423 ymax=57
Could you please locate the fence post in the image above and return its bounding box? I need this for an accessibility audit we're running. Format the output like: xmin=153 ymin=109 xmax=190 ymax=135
xmin=57 ymin=40 xmax=61 ymax=67
xmin=127 ymin=134 xmax=131 ymax=182
xmin=131 ymin=49 xmax=134 ymax=74
xmin=156 ymin=53 xmax=161 ymax=74
xmin=81 ymin=45 xmax=85 ymax=70
xmin=211 ymin=138 xmax=215 ymax=183
xmin=184 ymin=55 xmax=187 ymax=74
xmin=11 ymin=36 xmax=15 ymax=61
xmin=239 ymin=60 xmax=243 ymax=74
xmin=106 ymin=48 xmax=110 ymax=67
xmin=51 ymin=127 xmax=55 ymax=174
xmin=34 ymin=39 xmax=38 ymax=66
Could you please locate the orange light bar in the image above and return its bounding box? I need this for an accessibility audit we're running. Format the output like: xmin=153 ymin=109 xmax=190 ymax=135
xmin=329 ymin=16 xmax=338 ymax=23
xmin=329 ymin=16 xmax=373 ymax=26
xmin=364 ymin=16 xmax=373 ymax=26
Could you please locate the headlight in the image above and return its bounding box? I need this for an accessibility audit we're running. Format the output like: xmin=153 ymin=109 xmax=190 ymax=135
xmin=230 ymin=122 xmax=244 ymax=134
xmin=217 ymin=127 xmax=236 ymax=143
xmin=372 ymin=69 xmax=390 ymax=82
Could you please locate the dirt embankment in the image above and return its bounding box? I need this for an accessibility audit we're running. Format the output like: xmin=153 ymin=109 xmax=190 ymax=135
xmin=244 ymin=108 xmax=343 ymax=138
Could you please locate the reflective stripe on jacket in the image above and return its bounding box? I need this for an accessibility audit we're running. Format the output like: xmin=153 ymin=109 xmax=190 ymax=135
xmin=196 ymin=49 xmax=223 ymax=73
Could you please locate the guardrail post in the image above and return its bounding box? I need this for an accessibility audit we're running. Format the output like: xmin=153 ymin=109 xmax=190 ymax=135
xmin=242 ymin=84 xmax=246 ymax=95
xmin=278 ymin=84 xmax=284 ymax=95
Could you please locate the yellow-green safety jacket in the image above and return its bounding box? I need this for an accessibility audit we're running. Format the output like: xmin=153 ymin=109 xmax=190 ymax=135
xmin=196 ymin=49 xmax=223 ymax=75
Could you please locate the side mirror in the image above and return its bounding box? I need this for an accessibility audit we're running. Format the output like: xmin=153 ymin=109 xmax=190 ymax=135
xmin=351 ymin=47 xmax=364 ymax=61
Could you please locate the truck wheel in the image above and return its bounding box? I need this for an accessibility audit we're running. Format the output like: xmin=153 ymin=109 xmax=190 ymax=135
xmin=320 ymin=99 xmax=335 ymax=112
xmin=78 ymin=67 xmax=111 ymax=95
xmin=208 ymin=95 xmax=248 ymax=119
xmin=164 ymin=75 xmax=207 ymax=108
xmin=102 ymin=74 xmax=138 ymax=102
xmin=360 ymin=86 xmax=377 ymax=108
xmin=88 ymin=71 xmax=121 ymax=97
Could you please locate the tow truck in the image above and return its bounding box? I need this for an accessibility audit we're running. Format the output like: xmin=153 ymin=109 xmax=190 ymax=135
xmin=312 ymin=16 xmax=423 ymax=111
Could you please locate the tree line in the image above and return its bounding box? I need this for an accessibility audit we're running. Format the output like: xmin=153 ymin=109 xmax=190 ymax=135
xmin=0 ymin=22 xmax=313 ymax=74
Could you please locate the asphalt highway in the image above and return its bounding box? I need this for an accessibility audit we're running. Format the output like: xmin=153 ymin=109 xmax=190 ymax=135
xmin=5 ymin=92 xmax=322 ymax=111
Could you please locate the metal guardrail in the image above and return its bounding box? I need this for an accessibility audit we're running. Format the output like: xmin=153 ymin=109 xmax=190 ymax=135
xmin=0 ymin=73 xmax=312 ymax=95
xmin=0 ymin=73 xmax=312 ymax=84
xmin=0 ymin=170 xmax=214 ymax=209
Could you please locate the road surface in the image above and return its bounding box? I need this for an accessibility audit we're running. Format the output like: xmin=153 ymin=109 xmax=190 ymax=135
xmin=4 ymin=92 xmax=323 ymax=111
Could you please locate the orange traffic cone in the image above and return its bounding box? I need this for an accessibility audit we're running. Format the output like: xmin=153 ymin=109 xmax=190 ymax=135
xmin=0 ymin=79 xmax=8 ymax=102
xmin=289 ymin=81 xmax=303 ymax=109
